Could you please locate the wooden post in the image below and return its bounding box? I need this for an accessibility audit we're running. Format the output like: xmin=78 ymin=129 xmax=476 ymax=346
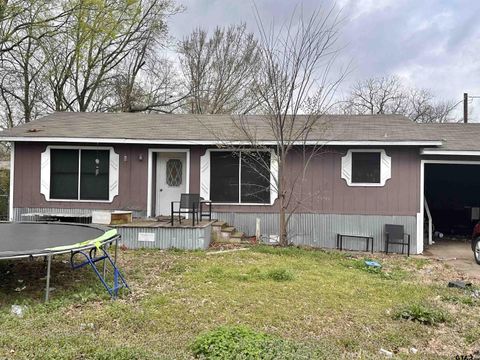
xmin=464 ymin=93 xmax=468 ymax=123
xmin=255 ymin=218 xmax=261 ymax=241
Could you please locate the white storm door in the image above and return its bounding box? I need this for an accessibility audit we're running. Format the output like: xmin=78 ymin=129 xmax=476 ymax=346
xmin=156 ymin=153 xmax=187 ymax=216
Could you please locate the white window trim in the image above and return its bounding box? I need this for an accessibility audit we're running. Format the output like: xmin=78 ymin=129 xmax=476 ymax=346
xmin=9 ymin=142 xmax=14 ymax=221
xmin=341 ymin=149 xmax=391 ymax=187
xmin=40 ymin=145 xmax=119 ymax=203
xmin=418 ymin=159 xmax=480 ymax=254
xmin=200 ymin=148 xmax=277 ymax=205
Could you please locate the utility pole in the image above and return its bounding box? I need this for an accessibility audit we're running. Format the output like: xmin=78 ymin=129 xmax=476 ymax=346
xmin=464 ymin=93 xmax=468 ymax=123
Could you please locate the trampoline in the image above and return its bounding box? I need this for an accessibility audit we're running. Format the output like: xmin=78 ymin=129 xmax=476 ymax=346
xmin=0 ymin=222 xmax=129 ymax=301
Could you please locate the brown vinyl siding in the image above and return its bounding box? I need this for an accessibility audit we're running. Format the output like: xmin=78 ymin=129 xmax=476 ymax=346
xmin=14 ymin=142 xmax=149 ymax=211
xmin=188 ymin=146 xmax=205 ymax=194
xmin=212 ymin=147 xmax=421 ymax=216
xmin=13 ymin=143 xmax=421 ymax=217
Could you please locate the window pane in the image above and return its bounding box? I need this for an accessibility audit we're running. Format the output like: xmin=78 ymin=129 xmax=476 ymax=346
xmin=351 ymin=152 xmax=381 ymax=183
xmin=210 ymin=151 xmax=239 ymax=202
xmin=50 ymin=149 xmax=79 ymax=200
xmin=166 ymin=159 xmax=182 ymax=187
xmin=80 ymin=150 xmax=110 ymax=200
xmin=241 ymin=152 xmax=271 ymax=203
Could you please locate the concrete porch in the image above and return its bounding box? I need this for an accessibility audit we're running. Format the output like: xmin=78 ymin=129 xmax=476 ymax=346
xmin=112 ymin=218 xmax=215 ymax=250
xmin=111 ymin=216 xmax=250 ymax=249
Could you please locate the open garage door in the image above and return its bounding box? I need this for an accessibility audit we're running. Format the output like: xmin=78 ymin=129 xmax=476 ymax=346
xmin=424 ymin=163 xmax=480 ymax=241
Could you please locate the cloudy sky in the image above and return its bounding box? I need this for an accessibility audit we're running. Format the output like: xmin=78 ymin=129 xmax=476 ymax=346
xmin=168 ymin=0 xmax=480 ymax=120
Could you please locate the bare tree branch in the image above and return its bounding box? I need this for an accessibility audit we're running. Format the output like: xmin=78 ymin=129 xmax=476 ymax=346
xmin=179 ymin=23 xmax=261 ymax=114
xmin=202 ymin=5 xmax=347 ymax=246
xmin=340 ymin=75 xmax=458 ymax=123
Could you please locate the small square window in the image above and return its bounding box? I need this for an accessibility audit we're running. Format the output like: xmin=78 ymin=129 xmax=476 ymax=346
xmin=351 ymin=152 xmax=381 ymax=184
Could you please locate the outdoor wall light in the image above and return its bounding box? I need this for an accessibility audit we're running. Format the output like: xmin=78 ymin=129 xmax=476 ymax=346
xmin=138 ymin=154 xmax=144 ymax=161
xmin=123 ymin=155 xmax=128 ymax=162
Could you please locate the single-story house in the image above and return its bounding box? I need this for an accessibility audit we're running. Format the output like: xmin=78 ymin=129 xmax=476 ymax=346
xmin=2 ymin=112 xmax=480 ymax=254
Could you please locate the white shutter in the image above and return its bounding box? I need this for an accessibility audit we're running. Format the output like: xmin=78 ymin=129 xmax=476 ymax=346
xmin=109 ymin=149 xmax=120 ymax=201
xmin=341 ymin=149 xmax=391 ymax=187
xmin=200 ymin=150 xmax=210 ymax=200
xmin=380 ymin=151 xmax=392 ymax=186
xmin=340 ymin=151 xmax=352 ymax=184
xmin=270 ymin=151 xmax=279 ymax=204
xmin=40 ymin=147 xmax=51 ymax=200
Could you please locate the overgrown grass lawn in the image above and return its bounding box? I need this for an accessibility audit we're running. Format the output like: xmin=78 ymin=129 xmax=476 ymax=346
xmin=1 ymin=246 xmax=479 ymax=359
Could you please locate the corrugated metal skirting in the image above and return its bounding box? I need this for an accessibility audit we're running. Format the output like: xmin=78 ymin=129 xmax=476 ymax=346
xmin=13 ymin=207 xmax=210 ymax=250
xmin=213 ymin=212 xmax=417 ymax=254
xmin=116 ymin=225 xmax=211 ymax=250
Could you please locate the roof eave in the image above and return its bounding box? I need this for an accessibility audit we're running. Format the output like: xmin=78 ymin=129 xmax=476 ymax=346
xmin=0 ymin=136 xmax=443 ymax=147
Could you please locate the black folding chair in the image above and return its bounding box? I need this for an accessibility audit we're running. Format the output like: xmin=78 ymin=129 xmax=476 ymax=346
xmin=171 ymin=193 xmax=199 ymax=226
xmin=385 ymin=224 xmax=411 ymax=256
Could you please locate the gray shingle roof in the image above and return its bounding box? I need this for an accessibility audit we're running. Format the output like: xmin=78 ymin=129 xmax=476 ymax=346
xmin=0 ymin=112 xmax=442 ymax=145
xmin=419 ymin=123 xmax=480 ymax=151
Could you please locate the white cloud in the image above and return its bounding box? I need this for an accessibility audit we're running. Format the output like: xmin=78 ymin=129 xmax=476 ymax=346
xmin=169 ymin=0 xmax=480 ymax=120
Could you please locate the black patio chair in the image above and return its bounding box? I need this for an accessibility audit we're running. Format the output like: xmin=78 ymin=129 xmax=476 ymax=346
xmin=171 ymin=193 xmax=199 ymax=226
xmin=385 ymin=224 xmax=411 ymax=256
xmin=200 ymin=198 xmax=212 ymax=222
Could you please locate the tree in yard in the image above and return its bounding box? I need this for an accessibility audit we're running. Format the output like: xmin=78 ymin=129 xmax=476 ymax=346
xmin=0 ymin=0 xmax=76 ymax=127
xmin=212 ymin=6 xmax=346 ymax=246
xmin=178 ymin=23 xmax=261 ymax=114
xmin=406 ymin=88 xmax=457 ymax=123
xmin=0 ymin=0 xmax=181 ymax=123
xmin=0 ymin=0 xmax=71 ymax=55
xmin=0 ymin=0 xmax=52 ymax=127
xmin=341 ymin=75 xmax=457 ymax=123
xmin=105 ymin=45 xmax=187 ymax=113
xmin=41 ymin=0 xmax=180 ymax=113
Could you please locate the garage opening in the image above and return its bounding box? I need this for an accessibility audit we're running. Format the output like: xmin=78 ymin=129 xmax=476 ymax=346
xmin=424 ymin=163 xmax=480 ymax=242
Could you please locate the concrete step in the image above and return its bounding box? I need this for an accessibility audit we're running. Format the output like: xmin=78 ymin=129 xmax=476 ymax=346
xmin=220 ymin=226 xmax=236 ymax=241
xmin=212 ymin=221 xmax=227 ymax=228
xmin=221 ymin=226 xmax=235 ymax=233
xmin=211 ymin=221 xmax=227 ymax=242
xmin=230 ymin=231 xmax=245 ymax=240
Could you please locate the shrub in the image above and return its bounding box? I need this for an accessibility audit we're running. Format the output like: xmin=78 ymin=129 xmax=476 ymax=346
xmin=190 ymin=325 xmax=332 ymax=359
xmin=265 ymin=268 xmax=294 ymax=282
xmin=393 ymin=304 xmax=449 ymax=326
xmin=190 ymin=325 xmax=273 ymax=359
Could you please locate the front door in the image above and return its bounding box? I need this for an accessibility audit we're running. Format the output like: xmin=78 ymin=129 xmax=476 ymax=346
xmin=156 ymin=152 xmax=187 ymax=216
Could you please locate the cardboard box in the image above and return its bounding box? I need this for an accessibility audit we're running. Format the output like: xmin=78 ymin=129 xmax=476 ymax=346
xmin=92 ymin=210 xmax=132 ymax=225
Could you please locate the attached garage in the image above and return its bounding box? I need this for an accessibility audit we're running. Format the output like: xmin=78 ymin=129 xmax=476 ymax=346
xmin=424 ymin=162 xmax=480 ymax=239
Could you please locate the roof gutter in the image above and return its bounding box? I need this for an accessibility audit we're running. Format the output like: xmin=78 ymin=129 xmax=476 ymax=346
xmin=0 ymin=136 xmax=444 ymax=147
